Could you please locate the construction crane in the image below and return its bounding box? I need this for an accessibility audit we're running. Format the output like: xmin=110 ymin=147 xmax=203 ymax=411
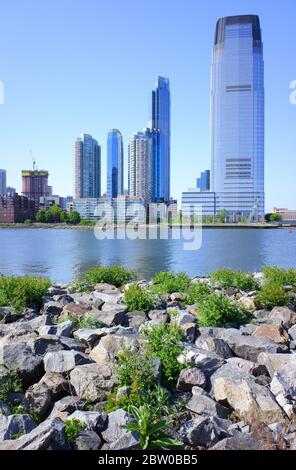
xmin=29 ymin=149 xmax=37 ymax=171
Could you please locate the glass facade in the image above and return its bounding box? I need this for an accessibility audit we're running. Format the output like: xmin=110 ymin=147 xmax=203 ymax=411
xmin=107 ymin=129 xmax=124 ymax=198
xmin=197 ymin=170 xmax=210 ymax=191
xmin=150 ymin=77 xmax=171 ymax=203
xmin=211 ymin=15 xmax=265 ymax=218
xmin=0 ymin=169 xmax=7 ymax=195
xmin=73 ymin=134 xmax=101 ymax=199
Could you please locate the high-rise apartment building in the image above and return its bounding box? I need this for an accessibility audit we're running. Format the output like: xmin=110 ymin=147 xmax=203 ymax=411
xmin=149 ymin=76 xmax=171 ymax=203
xmin=0 ymin=169 xmax=7 ymax=195
xmin=73 ymin=134 xmax=101 ymax=199
xmin=128 ymin=129 xmax=153 ymax=203
xmin=107 ymin=129 xmax=124 ymax=198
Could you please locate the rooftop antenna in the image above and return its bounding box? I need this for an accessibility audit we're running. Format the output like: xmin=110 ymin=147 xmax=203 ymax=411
xmin=29 ymin=149 xmax=37 ymax=171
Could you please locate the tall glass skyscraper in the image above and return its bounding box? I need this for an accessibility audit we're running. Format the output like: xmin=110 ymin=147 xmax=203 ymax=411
xmin=73 ymin=134 xmax=101 ymax=199
xmin=149 ymin=76 xmax=171 ymax=203
xmin=107 ymin=129 xmax=124 ymax=198
xmin=211 ymin=15 xmax=265 ymax=218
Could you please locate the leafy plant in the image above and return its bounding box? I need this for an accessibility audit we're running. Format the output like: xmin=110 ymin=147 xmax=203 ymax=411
xmin=124 ymin=285 xmax=158 ymax=313
xmin=197 ymin=294 xmax=250 ymax=327
xmin=255 ymin=283 xmax=290 ymax=310
xmin=124 ymin=404 xmax=182 ymax=450
xmin=0 ymin=275 xmax=51 ymax=313
xmin=185 ymin=282 xmax=212 ymax=305
xmin=142 ymin=323 xmax=184 ymax=387
xmin=152 ymin=272 xmax=190 ymax=294
xmin=211 ymin=268 xmax=259 ymax=291
xmin=11 ymin=432 xmax=24 ymax=440
xmin=53 ymin=313 xmax=102 ymax=330
xmin=64 ymin=418 xmax=86 ymax=443
xmin=0 ymin=367 xmax=22 ymax=403
xmin=263 ymin=266 xmax=296 ymax=288
xmin=82 ymin=265 xmax=135 ymax=288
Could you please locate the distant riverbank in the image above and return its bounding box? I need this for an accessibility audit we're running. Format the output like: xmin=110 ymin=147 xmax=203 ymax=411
xmin=0 ymin=222 xmax=285 ymax=230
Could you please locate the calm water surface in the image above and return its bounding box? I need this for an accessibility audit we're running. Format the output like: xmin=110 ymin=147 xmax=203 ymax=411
xmin=0 ymin=227 xmax=295 ymax=283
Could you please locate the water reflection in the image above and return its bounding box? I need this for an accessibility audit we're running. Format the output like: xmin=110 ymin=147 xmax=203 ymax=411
xmin=0 ymin=227 xmax=295 ymax=283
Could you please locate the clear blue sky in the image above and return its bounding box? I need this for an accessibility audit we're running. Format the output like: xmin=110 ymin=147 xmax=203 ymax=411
xmin=0 ymin=0 xmax=295 ymax=211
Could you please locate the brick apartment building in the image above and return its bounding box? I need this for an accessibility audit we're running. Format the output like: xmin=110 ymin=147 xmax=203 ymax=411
xmin=0 ymin=193 xmax=36 ymax=223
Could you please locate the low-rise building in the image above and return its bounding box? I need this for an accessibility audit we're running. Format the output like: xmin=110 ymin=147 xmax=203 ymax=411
xmin=0 ymin=193 xmax=36 ymax=223
xmin=273 ymin=208 xmax=296 ymax=224
xmin=74 ymin=196 xmax=147 ymax=223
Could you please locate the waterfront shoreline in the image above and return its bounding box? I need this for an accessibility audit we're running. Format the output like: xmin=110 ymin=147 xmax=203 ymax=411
xmin=0 ymin=222 xmax=287 ymax=230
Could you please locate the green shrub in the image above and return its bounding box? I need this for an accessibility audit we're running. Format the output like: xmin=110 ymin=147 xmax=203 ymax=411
xmin=53 ymin=313 xmax=102 ymax=331
xmin=125 ymin=404 xmax=182 ymax=450
xmin=211 ymin=268 xmax=258 ymax=291
xmin=255 ymin=283 xmax=290 ymax=310
xmin=64 ymin=418 xmax=86 ymax=443
xmin=197 ymin=294 xmax=250 ymax=327
xmin=263 ymin=266 xmax=296 ymax=288
xmin=0 ymin=275 xmax=51 ymax=313
xmin=142 ymin=323 xmax=184 ymax=387
xmin=152 ymin=272 xmax=190 ymax=294
xmin=105 ymin=350 xmax=170 ymax=413
xmin=185 ymin=282 xmax=212 ymax=305
xmin=82 ymin=265 xmax=135 ymax=288
xmin=0 ymin=367 xmax=22 ymax=402
xmin=124 ymin=285 xmax=158 ymax=313
xmin=11 ymin=432 xmax=25 ymax=440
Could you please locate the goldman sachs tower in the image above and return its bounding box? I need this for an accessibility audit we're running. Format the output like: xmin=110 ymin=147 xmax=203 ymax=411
xmin=210 ymin=14 xmax=265 ymax=219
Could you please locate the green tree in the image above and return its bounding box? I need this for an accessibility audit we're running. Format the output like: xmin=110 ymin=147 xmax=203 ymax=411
xmin=216 ymin=209 xmax=228 ymax=224
xmin=35 ymin=211 xmax=46 ymax=223
xmin=269 ymin=213 xmax=282 ymax=222
xmin=66 ymin=211 xmax=81 ymax=225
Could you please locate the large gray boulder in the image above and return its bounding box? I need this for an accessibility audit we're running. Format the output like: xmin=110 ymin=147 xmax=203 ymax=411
xmin=70 ymin=363 xmax=116 ymax=401
xmin=179 ymin=416 xmax=230 ymax=447
xmin=210 ymin=433 xmax=263 ymax=450
xmin=268 ymin=307 xmax=296 ymax=329
xmin=44 ymin=350 xmax=92 ymax=374
xmin=22 ymin=382 xmax=52 ymax=419
xmin=186 ymin=387 xmax=230 ymax=419
xmin=101 ymin=409 xmax=139 ymax=450
xmin=90 ymin=333 xmax=141 ymax=365
xmin=211 ymin=364 xmax=286 ymax=424
xmin=27 ymin=336 xmax=64 ymax=355
xmin=39 ymin=372 xmax=71 ymax=400
xmin=0 ymin=418 xmax=69 ymax=450
xmin=74 ymin=430 xmax=102 ymax=450
xmin=0 ymin=414 xmax=36 ymax=441
xmin=67 ymin=410 xmax=106 ymax=432
xmin=42 ymin=301 xmax=63 ymax=316
xmin=178 ymin=346 xmax=224 ymax=378
xmin=39 ymin=321 xmax=73 ymax=338
xmin=99 ymin=303 xmax=128 ymax=327
xmin=195 ymin=335 xmax=233 ymax=359
xmin=226 ymin=357 xmax=268 ymax=377
xmin=48 ymin=396 xmax=85 ymax=420
xmin=177 ymin=368 xmax=207 ymax=391
xmin=0 ymin=307 xmax=19 ymax=324
xmin=270 ymin=362 xmax=296 ymax=400
xmin=257 ymin=353 xmax=296 ymax=377
xmin=0 ymin=342 xmax=44 ymax=386
xmin=215 ymin=331 xmax=285 ymax=362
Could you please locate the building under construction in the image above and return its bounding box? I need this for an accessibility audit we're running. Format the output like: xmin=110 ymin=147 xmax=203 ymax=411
xmin=21 ymin=170 xmax=50 ymax=204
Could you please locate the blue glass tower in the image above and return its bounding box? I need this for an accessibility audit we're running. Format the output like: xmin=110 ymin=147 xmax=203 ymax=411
xmin=211 ymin=15 xmax=265 ymax=218
xmin=107 ymin=129 xmax=124 ymax=198
xmin=150 ymin=77 xmax=171 ymax=203
xmin=197 ymin=170 xmax=210 ymax=191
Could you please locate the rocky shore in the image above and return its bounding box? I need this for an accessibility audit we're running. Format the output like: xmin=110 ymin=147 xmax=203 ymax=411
xmin=0 ymin=270 xmax=296 ymax=451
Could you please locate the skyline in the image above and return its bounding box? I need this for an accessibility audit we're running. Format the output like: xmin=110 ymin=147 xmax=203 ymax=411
xmin=0 ymin=0 xmax=295 ymax=211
